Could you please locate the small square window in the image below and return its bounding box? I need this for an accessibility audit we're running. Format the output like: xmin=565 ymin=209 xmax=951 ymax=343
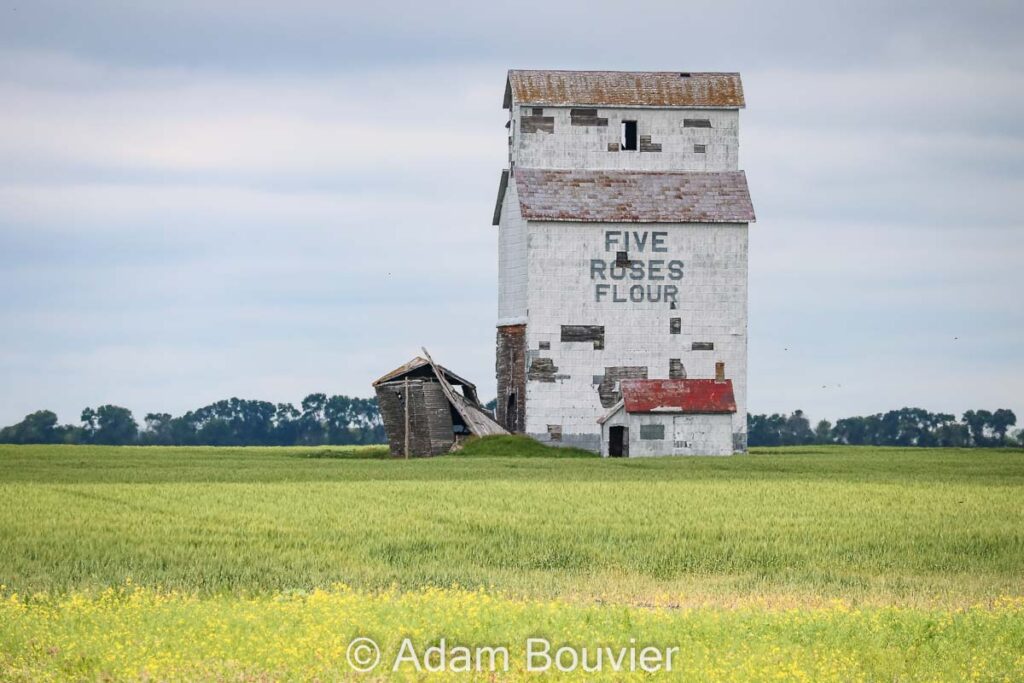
xmin=694 ymin=144 xmax=707 ymax=154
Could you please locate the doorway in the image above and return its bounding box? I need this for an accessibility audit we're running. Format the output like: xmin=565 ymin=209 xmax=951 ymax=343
xmin=608 ymin=425 xmax=628 ymax=457
xmin=505 ymin=393 xmax=518 ymax=432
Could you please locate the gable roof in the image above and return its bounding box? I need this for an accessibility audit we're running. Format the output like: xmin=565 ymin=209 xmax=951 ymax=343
xmin=621 ymin=379 xmax=737 ymax=414
xmin=504 ymin=169 xmax=754 ymax=224
xmin=504 ymin=70 xmax=744 ymax=109
xmin=372 ymin=356 xmax=475 ymax=391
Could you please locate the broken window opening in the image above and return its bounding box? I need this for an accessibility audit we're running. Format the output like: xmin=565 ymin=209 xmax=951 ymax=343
xmin=669 ymin=318 xmax=681 ymax=334
xmin=694 ymin=144 xmax=707 ymax=154
xmin=684 ymin=118 xmax=712 ymax=128
xmin=621 ymin=121 xmax=638 ymax=150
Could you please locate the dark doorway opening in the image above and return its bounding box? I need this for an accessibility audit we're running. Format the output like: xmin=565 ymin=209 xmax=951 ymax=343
xmin=506 ymin=393 xmax=518 ymax=432
xmin=609 ymin=425 xmax=628 ymax=457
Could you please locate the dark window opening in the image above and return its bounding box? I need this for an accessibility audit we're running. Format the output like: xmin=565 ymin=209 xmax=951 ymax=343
xmin=621 ymin=121 xmax=638 ymax=150
xmin=670 ymin=318 xmax=681 ymax=334
xmin=615 ymin=251 xmax=630 ymax=267
xmin=684 ymin=118 xmax=712 ymax=128
xmin=694 ymin=144 xmax=707 ymax=154
xmin=692 ymin=341 xmax=714 ymax=351
xmin=538 ymin=341 xmax=550 ymax=350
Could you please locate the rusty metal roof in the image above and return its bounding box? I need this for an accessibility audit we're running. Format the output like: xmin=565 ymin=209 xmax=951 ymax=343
xmin=511 ymin=169 xmax=755 ymax=223
xmin=621 ymin=379 xmax=737 ymax=414
xmin=504 ymin=70 xmax=744 ymax=109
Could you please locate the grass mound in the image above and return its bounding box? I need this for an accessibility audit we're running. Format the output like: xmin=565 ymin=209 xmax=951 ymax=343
xmin=454 ymin=434 xmax=598 ymax=458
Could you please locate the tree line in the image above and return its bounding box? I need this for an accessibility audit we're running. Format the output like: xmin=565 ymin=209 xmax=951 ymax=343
xmin=2 ymin=401 xmax=1020 ymax=449
xmin=0 ymin=394 xmax=384 ymax=446
xmin=748 ymin=407 xmax=1020 ymax=447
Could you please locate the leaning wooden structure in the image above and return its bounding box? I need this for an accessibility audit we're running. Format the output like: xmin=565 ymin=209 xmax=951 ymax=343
xmin=373 ymin=349 xmax=506 ymax=457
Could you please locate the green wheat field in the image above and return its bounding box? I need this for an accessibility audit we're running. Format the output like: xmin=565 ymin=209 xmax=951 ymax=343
xmin=1 ymin=441 xmax=1022 ymax=680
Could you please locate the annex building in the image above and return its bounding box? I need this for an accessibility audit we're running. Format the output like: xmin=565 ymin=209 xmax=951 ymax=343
xmin=492 ymin=70 xmax=755 ymax=455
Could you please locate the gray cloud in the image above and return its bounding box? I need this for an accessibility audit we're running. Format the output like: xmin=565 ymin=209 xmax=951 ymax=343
xmin=0 ymin=2 xmax=1021 ymax=426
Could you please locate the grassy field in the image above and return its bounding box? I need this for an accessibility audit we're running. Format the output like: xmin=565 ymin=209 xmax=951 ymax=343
xmin=1 ymin=442 xmax=1023 ymax=680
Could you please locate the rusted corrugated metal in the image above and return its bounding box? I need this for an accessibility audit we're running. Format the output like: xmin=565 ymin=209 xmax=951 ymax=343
xmin=504 ymin=70 xmax=744 ymax=109
xmin=620 ymin=379 xmax=737 ymax=414
xmin=514 ymin=169 xmax=755 ymax=223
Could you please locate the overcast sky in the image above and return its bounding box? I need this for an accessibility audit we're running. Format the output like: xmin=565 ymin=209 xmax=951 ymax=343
xmin=1 ymin=1 xmax=1021 ymax=427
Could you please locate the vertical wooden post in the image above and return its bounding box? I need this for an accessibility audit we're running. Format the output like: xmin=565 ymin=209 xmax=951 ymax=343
xmin=403 ymin=375 xmax=411 ymax=459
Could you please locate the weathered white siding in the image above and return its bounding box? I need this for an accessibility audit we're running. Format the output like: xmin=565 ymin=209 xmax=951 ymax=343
xmin=523 ymin=221 xmax=748 ymax=452
xmin=599 ymin=410 xmax=734 ymax=457
xmin=496 ymin=182 xmax=528 ymax=324
xmin=512 ymin=106 xmax=739 ymax=172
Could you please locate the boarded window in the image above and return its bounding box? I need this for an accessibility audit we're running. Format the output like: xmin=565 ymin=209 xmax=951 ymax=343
xmin=640 ymin=424 xmax=665 ymax=440
xmin=684 ymin=119 xmax=712 ymax=128
xmin=547 ymin=424 xmax=562 ymax=442
xmin=561 ymin=325 xmax=604 ymax=350
xmin=621 ymin=121 xmax=638 ymax=150
xmin=669 ymin=359 xmax=686 ymax=379
xmin=669 ymin=318 xmax=681 ymax=334
xmin=694 ymin=144 xmax=707 ymax=154
xmin=692 ymin=341 xmax=714 ymax=351
xmin=570 ymin=108 xmax=608 ymax=126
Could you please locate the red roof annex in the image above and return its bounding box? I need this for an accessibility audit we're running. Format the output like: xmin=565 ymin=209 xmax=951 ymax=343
xmin=620 ymin=379 xmax=737 ymax=414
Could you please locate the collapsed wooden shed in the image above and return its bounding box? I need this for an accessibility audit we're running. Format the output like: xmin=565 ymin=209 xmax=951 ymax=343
xmin=372 ymin=350 xmax=506 ymax=457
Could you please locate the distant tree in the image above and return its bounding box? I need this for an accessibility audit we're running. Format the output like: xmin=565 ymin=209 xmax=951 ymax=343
xmin=484 ymin=398 xmax=498 ymax=413
xmin=962 ymin=410 xmax=993 ymax=447
xmin=298 ymin=393 xmax=328 ymax=444
xmin=783 ymin=410 xmax=815 ymax=445
xmin=140 ymin=412 xmax=174 ymax=445
xmin=0 ymin=410 xmax=63 ymax=444
xmin=990 ymin=409 xmax=1017 ymax=445
xmin=814 ymin=419 xmax=833 ymax=444
xmin=81 ymin=405 xmax=138 ymax=445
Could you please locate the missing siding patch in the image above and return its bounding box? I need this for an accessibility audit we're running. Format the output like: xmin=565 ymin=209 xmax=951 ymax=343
xmin=640 ymin=424 xmax=665 ymax=440
xmin=694 ymin=144 xmax=707 ymax=154
xmin=692 ymin=342 xmax=714 ymax=351
xmin=547 ymin=424 xmax=563 ymax=442
xmin=538 ymin=341 xmax=550 ymax=350
xmin=669 ymin=359 xmax=686 ymax=379
xmin=669 ymin=318 xmax=681 ymax=334
xmin=639 ymin=134 xmax=662 ymax=152
xmin=684 ymin=118 xmax=712 ymax=128
xmin=521 ymin=108 xmax=554 ymax=134
xmin=570 ymin=108 xmax=608 ymax=126
xmin=561 ymin=325 xmax=604 ymax=350
xmin=598 ymin=366 xmax=648 ymax=408
xmin=527 ymin=357 xmax=560 ymax=382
